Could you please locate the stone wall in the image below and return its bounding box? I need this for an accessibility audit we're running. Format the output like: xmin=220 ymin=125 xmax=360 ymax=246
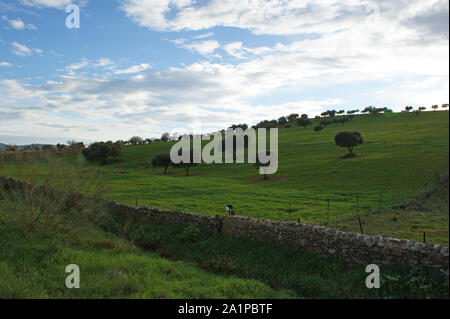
xmin=1 ymin=176 xmax=448 ymax=276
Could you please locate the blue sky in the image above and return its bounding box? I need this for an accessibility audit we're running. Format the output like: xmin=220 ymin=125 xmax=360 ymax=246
xmin=0 ymin=0 xmax=448 ymax=144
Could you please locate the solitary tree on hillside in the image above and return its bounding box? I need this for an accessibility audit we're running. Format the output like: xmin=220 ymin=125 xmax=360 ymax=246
xmin=442 ymin=104 xmax=449 ymax=110
xmin=432 ymin=105 xmax=439 ymax=111
xmin=172 ymin=148 xmax=200 ymax=176
xmin=405 ymin=106 xmax=413 ymax=112
xmin=151 ymin=153 xmax=172 ymax=175
xmin=254 ymin=151 xmax=277 ymax=180
xmin=334 ymin=131 xmax=364 ymax=156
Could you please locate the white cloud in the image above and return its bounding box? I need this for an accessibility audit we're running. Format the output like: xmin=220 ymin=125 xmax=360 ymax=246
xmin=11 ymin=41 xmax=42 ymax=56
xmin=120 ymin=0 xmax=446 ymax=37
xmin=0 ymin=62 xmax=12 ymax=67
xmin=114 ymin=63 xmax=151 ymax=74
xmin=19 ymin=0 xmax=87 ymax=10
xmin=1 ymin=0 xmax=448 ymax=141
xmin=173 ymin=39 xmax=220 ymax=56
xmin=2 ymin=15 xmax=37 ymax=30
xmin=95 ymin=58 xmax=114 ymax=68
xmin=193 ymin=32 xmax=214 ymax=40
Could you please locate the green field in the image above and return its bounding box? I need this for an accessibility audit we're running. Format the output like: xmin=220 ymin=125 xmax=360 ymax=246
xmin=2 ymin=111 xmax=449 ymax=244
xmin=1 ymin=111 xmax=449 ymax=299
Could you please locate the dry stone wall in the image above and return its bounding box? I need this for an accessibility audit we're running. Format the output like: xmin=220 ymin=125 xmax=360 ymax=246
xmin=1 ymin=176 xmax=448 ymax=276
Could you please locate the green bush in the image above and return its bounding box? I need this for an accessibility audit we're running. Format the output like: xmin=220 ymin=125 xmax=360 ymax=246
xmin=178 ymin=226 xmax=202 ymax=242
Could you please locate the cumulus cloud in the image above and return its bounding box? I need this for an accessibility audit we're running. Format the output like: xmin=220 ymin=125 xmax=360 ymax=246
xmin=0 ymin=62 xmax=12 ymax=67
xmin=11 ymin=41 xmax=42 ymax=56
xmin=1 ymin=15 xmax=37 ymax=30
xmin=1 ymin=0 xmax=448 ymax=141
xmin=172 ymin=38 xmax=221 ymax=56
xmin=19 ymin=0 xmax=87 ymax=10
xmin=120 ymin=0 xmax=448 ymax=37
xmin=114 ymin=63 xmax=151 ymax=74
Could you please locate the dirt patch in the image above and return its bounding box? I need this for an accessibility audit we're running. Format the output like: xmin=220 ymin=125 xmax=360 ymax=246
xmin=336 ymin=153 xmax=365 ymax=160
xmin=132 ymin=162 xmax=150 ymax=169
xmin=247 ymin=175 xmax=288 ymax=183
xmin=105 ymin=159 xmax=124 ymax=164
xmin=114 ymin=170 xmax=131 ymax=175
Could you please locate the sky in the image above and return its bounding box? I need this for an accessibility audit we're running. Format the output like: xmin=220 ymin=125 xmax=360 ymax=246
xmin=0 ymin=0 xmax=448 ymax=145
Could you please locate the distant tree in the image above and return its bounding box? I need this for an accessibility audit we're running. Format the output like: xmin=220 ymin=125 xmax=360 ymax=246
xmin=334 ymin=131 xmax=363 ymax=156
xmin=442 ymin=104 xmax=449 ymax=110
xmin=151 ymin=153 xmax=172 ymax=174
xmin=254 ymin=119 xmax=277 ymax=129
xmin=337 ymin=110 xmax=345 ymax=115
xmin=314 ymin=125 xmax=324 ymax=133
xmin=296 ymin=115 xmax=311 ymax=128
xmin=31 ymin=144 xmax=41 ymax=151
xmin=319 ymin=119 xmax=331 ymax=127
xmin=42 ymin=144 xmax=55 ymax=151
xmin=287 ymin=114 xmax=299 ymax=122
xmin=416 ymin=106 xmax=426 ymax=115
xmin=432 ymin=104 xmax=439 ymax=111
xmin=230 ymin=124 xmax=248 ymax=130
xmin=23 ymin=145 xmax=32 ymax=151
xmin=6 ymin=144 xmax=18 ymax=152
xmin=82 ymin=141 xmax=122 ymax=164
xmin=129 ymin=136 xmax=144 ymax=145
xmin=278 ymin=116 xmax=288 ymax=125
xmin=67 ymin=141 xmax=85 ymax=152
xmin=115 ymin=140 xmax=125 ymax=147
xmin=326 ymin=110 xmax=337 ymax=117
xmin=161 ymin=133 xmax=170 ymax=142
xmin=405 ymin=106 xmax=413 ymax=112
xmin=56 ymin=144 xmax=66 ymax=151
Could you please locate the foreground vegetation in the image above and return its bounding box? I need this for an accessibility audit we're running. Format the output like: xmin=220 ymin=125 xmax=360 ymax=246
xmin=0 ymin=176 xmax=447 ymax=298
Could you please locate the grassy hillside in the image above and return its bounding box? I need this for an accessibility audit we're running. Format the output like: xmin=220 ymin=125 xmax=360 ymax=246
xmin=0 ymin=111 xmax=448 ymax=299
xmin=1 ymin=111 xmax=448 ymax=244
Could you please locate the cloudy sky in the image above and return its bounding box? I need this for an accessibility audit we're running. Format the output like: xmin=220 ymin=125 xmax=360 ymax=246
xmin=0 ymin=0 xmax=448 ymax=144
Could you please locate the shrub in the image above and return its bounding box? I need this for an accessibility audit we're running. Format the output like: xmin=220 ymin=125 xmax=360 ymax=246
xmin=151 ymin=153 xmax=172 ymax=174
xmin=82 ymin=141 xmax=122 ymax=164
xmin=314 ymin=125 xmax=324 ymax=133
xmin=178 ymin=226 xmax=202 ymax=242
xmin=0 ymin=157 xmax=107 ymax=239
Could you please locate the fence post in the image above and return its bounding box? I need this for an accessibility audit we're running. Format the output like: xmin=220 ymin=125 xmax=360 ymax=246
xmin=356 ymin=193 xmax=359 ymax=217
xmin=327 ymin=198 xmax=330 ymax=226
xmin=358 ymin=216 xmax=364 ymax=234
xmin=379 ymin=191 xmax=382 ymax=210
